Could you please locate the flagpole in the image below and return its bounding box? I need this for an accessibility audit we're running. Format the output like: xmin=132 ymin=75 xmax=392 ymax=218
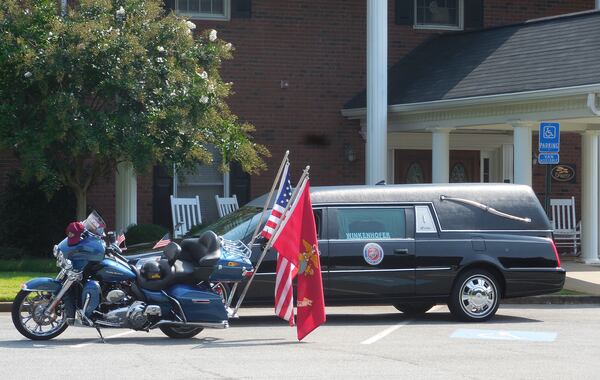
xmin=225 ymin=151 xmax=289 ymax=310
xmin=232 ymin=165 xmax=310 ymax=316
xmin=248 ymin=150 xmax=290 ymax=248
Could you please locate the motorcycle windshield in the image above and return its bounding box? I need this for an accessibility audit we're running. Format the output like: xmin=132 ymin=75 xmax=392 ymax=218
xmin=83 ymin=210 xmax=107 ymax=236
xmin=190 ymin=206 xmax=262 ymax=242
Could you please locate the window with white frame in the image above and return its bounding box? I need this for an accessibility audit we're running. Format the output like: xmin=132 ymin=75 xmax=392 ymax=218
xmin=176 ymin=0 xmax=230 ymax=20
xmin=415 ymin=0 xmax=463 ymax=30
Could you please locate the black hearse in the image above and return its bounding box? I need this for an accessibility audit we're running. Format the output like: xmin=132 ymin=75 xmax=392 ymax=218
xmin=131 ymin=183 xmax=565 ymax=322
xmin=195 ymin=183 xmax=564 ymax=322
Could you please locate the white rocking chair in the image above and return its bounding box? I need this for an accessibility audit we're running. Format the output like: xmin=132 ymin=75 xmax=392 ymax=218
xmin=215 ymin=194 xmax=239 ymax=218
xmin=549 ymin=196 xmax=581 ymax=255
xmin=170 ymin=195 xmax=202 ymax=238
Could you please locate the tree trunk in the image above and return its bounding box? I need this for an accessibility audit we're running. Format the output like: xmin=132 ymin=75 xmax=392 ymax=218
xmin=74 ymin=188 xmax=87 ymax=221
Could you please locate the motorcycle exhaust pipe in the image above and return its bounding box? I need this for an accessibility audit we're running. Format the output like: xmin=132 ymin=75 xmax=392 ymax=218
xmin=150 ymin=320 xmax=229 ymax=330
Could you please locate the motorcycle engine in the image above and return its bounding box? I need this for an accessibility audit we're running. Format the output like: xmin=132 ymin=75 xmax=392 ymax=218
xmin=106 ymin=289 xmax=127 ymax=304
xmin=126 ymin=302 xmax=148 ymax=330
xmin=100 ymin=301 xmax=161 ymax=330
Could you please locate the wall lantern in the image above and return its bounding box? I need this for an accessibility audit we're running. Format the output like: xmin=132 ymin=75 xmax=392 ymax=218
xmin=344 ymin=144 xmax=357 ymax=162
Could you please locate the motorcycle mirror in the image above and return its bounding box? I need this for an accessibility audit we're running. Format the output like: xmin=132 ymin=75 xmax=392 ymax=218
xmin=107 ymin=231 xmax=116 ymax=244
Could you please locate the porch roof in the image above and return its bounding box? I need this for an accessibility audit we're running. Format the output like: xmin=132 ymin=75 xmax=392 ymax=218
xmin=344 ymin=10 xmax=600 ymax=110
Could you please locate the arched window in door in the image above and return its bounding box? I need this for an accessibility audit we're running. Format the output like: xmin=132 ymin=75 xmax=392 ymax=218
xmin=406 ymin=162 xmax=425 ymax=183
xmin=450 ymin=162 xmax=469 ymax=183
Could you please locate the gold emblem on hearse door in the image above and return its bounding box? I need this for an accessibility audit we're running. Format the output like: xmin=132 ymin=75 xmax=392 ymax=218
xmin=363 ymin=243 xmax=384 ymax=266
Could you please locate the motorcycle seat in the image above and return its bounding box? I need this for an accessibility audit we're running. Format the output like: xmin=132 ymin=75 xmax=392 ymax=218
xmin=137 ymin=259 xmax=198 ymax=291
xmin=179 ymin=231 xmax=221 ymax=268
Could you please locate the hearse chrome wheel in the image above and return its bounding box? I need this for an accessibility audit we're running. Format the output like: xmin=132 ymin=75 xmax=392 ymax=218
xmin=448 ymin=270 xmax=500 ymax=322
xmin=12 ymin=290 xmax=68 ymax=340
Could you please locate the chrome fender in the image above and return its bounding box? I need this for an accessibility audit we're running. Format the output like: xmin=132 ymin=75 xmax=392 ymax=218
xmin=22 ymin=278 xmax=62 ymax=293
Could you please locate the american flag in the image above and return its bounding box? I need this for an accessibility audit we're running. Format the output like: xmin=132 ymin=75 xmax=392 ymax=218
xmin=275 ymin=256 xmax=296 ymax=325
xmin=260 ymin=161 xmax=296 ymax=325
xmin=261 ymin=162 xmax=292 ymax=240
xmin=153 ymin=233 xmax=171 ymax=249
xmin=116 ymin=233 xmax=126 ymax=246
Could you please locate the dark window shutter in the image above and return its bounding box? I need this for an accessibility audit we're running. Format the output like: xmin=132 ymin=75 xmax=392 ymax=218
xmin=395 ymin=0 xmax=414 ymax=26
xmin=464 ymin=0 xmax=484 ymax=29
xmin=231 ymin=0 xmax=252 ymax=18
xmin=164 ymin=0 xmax=175 ymax=12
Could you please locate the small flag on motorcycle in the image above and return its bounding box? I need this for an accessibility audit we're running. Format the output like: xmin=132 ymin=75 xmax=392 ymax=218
xmin=117 ymin=233 xmax=126 ymax=246
xmin=153 ymin=233 xmax=171 ymax=249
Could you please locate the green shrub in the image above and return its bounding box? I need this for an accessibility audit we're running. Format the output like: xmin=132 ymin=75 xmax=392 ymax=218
xmin=0 ymin=174 xmax=75 ymax=258
xmin=125 ymin=224 xmax=169 ymax=245
xmin=184 ymin=223 xmax=207 ymax=238
xmin=0 ymin=257 xmax=57 ymax=272
xmin=0 ymin=247 xmax=23 ymax=260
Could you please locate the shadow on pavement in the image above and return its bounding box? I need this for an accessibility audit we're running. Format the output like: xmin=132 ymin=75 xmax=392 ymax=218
xmin=0 ymin=311 xmax=542 ymax=348
xmin=0 ymin=335 xmax=295 ymax=349
xmin=231 ymin=311 xmax=541 ymax=327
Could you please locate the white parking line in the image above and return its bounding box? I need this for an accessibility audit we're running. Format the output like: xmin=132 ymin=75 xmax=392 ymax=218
xmin=71 ymin=330 xmax=136 ymax=348
xmin=360 ymin=320 xmax=412 ymax=345
xmin=360 ymin=305 xmax=445 ymax=345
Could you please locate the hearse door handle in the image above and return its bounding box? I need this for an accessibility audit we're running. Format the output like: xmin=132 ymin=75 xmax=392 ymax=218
xmin=394 ymin=248 xmax=410 ymax=255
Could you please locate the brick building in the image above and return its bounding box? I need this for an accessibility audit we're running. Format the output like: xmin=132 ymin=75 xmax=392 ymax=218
xmin=2 ymin=0 xmax=600 ymax=259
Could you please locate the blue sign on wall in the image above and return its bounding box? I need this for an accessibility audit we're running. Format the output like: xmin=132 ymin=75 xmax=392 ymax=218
xmin=539 ymin=122 xmax=560 ymax=152
xmin=538 ymin=153 xmax=560 ymax=165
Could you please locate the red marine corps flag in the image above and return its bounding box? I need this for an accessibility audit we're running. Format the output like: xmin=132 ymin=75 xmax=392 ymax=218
xmin=271 ymin=176 xmax=325 ymax=340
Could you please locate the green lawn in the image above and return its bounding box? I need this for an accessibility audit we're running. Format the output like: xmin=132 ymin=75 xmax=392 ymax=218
xmin=0 ymin=272 xmax=57 ymax=302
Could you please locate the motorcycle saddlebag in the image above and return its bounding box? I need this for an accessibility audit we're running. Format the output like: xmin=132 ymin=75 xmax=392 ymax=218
xmin=166 ymin=284 xmax=227 ymax=323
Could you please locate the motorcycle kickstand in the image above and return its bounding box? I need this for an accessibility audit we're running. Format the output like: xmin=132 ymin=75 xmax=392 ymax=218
xmin=95 ymin=326 xmax=106 ymax=344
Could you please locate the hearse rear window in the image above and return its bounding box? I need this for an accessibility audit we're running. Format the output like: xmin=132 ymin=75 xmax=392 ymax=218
xmin=335 ymin=208 xmax=406 ymax=240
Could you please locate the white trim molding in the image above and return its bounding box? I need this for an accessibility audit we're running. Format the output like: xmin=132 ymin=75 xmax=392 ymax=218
xmin=342 ymin=83 xmax=600 ymax=119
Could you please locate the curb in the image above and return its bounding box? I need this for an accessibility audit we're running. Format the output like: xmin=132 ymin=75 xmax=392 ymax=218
xmin=502 ymin=295 xmax=600 ymax=305
xmin=2 ymin=296 xmax=600 ymax=313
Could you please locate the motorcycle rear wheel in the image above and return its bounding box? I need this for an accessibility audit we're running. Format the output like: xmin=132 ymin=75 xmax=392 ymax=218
xmin=159 ymin=325 xmax=203 ymax=339
xmin=12 ymin=290 xmax=68 ymax=340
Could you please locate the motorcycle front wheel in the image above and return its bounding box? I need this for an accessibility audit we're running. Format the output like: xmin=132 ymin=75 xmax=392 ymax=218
xmin=12 ymin=290 xmax=68 ymax=340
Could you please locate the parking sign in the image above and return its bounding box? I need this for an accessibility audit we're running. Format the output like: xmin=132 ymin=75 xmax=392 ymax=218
xmin=539 ymin=122 xmax=560 ymax=152
xmin=537 ymin=153 xmax=559 ymax=165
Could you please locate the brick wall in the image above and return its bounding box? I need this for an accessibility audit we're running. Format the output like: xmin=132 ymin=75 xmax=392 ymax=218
xmin=1 ymin=0 xmax=595 ymax=223
xmin=190 ymin=0 xmax=594 ymax=198
xmin=485 ymin=0 xmax=595 ymax=27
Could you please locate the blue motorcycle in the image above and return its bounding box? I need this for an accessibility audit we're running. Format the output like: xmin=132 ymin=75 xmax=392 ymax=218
xmin=11 ymin=211 xmax=253 ymax=341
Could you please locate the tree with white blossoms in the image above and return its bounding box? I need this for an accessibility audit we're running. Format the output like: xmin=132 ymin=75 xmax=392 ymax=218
xmin=0 ymin=0 xmax=268 ymax=219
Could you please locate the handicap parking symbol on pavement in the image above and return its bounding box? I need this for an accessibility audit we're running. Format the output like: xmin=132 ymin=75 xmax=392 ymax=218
xmin=451 ymin=328 xmax=557 ymax=342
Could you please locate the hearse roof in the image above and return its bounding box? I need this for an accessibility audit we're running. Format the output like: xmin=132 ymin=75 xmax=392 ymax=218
xmin=249 ymin=183 xmax=551 ymax=231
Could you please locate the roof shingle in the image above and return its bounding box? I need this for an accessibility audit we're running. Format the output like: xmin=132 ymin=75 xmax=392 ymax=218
xmin=344 ymin=10 xmax=600 ymax=109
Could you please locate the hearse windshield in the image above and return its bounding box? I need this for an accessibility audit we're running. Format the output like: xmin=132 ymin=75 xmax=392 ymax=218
xmin=191 ymin=205 xmax=263 ymax=241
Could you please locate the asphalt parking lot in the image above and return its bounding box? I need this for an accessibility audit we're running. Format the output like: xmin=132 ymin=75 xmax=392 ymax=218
xmin=1 ymin=304 xmax=599 ymax=380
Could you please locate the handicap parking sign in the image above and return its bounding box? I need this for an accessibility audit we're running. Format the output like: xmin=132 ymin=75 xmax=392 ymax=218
xmin=539 ymin=122 xmax=560 ymax=152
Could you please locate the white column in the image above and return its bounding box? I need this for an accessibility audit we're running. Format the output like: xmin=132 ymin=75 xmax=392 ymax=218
xmin=431 ymin=129 xmax=450 ymax=183
xmin=501 ymin=144 xmax=514 ymax=183
xmin=223 ymin=171 xmax=230 ymax=197
xmin=366 ymin=0 xmax=387 ymax=185
xmin=512 ymin=123 xmax=533 ymax=186
xmin=115 ymin=162 xmax=137 ymax=232
xmin=581 ymin=130 xmax=600 ymax=263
